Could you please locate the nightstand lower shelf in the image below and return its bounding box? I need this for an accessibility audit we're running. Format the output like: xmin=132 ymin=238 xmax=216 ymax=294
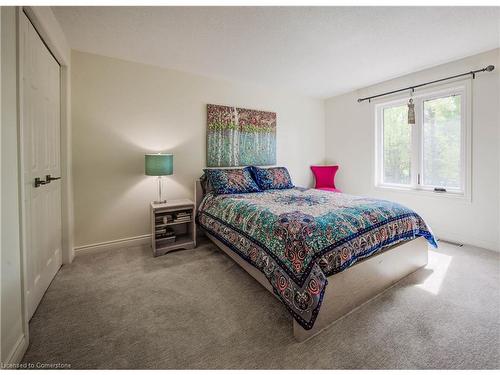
xmin=154 ymin=235 xmax=195 ymax=257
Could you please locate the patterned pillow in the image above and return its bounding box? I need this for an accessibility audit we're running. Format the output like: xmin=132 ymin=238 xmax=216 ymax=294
xmin=203 ymin=168 xmax=261 ymax=195
xmin=249 ymin=166 xmax=294 ymax=190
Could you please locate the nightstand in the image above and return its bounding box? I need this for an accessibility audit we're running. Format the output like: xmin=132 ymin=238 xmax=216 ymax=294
xmin=150 ymin=199 xmax=196 ymax=257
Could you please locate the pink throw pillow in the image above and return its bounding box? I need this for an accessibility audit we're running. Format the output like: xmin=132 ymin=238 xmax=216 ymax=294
xmin=310 ymin=165 xmax=339 ymax=189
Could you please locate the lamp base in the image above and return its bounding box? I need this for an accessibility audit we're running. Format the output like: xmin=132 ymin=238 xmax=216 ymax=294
xmin=153 ymin=199 xmax=167 ymax=205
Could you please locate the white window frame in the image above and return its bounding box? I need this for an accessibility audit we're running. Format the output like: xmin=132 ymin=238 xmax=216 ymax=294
xmin=374 ymin=80 xmax=472 ymax=201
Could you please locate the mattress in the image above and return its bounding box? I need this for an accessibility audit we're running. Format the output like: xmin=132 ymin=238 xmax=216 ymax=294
xmin=197 ymin=187 xmax=436 ymax=330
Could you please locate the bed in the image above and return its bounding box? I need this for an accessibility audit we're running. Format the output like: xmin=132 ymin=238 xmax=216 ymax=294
xmin=194 ymin=181 xmax=436 ymax=341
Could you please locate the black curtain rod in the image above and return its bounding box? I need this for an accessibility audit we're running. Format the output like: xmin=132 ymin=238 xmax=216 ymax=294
xmin=357 ymin=65 xmax=495 ymax=103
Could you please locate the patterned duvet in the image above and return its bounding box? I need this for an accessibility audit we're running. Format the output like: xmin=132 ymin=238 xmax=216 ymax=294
xmin=197 ymin=188 xmax=437 ymax=330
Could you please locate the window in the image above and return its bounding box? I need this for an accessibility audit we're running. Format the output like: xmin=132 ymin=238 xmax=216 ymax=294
xmin=375 ymin=82 xmax=470 ymax=198
xmin=382 ymin=104 xmax=411 ymax=185
xmin=422 ymin=95 xmax=461 ymax=189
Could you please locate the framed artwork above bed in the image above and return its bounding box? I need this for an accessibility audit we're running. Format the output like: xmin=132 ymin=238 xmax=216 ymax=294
xmin=207 ymin=104 xmax=276 ymax=167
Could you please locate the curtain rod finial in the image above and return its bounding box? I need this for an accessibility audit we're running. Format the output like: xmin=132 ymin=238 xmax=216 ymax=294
xmin=357 ymin=98 xmax=363 ymax=103
xmin=486 ymin=65 xmax=495 ymax=72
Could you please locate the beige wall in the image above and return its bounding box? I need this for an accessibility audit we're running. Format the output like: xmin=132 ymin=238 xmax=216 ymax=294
xmin=325 ymin=49 xmax=500 ymax=251
xmin=71 ymin=50 xmax=325 ymax=248
xmin=1 ymin=7 xmax=26 ymax=363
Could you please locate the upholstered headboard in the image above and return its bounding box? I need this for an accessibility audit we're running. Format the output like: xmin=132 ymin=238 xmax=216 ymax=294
xmin=194 ymin=179 xmax=204 ymax=213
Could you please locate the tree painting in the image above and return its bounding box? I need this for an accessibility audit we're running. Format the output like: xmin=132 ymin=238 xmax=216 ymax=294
xmin=207 ymin=104 xmax=276 ymax=167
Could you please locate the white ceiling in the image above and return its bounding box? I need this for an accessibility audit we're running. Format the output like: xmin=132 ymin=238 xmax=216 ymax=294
xmin=53 ymin=6 xmax=500 ymax=98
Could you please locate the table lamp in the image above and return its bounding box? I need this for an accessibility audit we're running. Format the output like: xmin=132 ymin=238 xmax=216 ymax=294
xmin=145 ymin=153 xmax=173 ymax=204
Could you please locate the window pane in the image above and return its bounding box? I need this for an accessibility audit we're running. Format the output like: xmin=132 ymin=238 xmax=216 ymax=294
xmin=383 ymin=105 xmax=411 ymax=185
xmin=423 ymin=95 xmax=461 ymax=189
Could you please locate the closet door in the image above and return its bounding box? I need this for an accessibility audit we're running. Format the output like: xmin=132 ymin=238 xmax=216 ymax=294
xmin=20 ymin=12 xmax=62 ymax=319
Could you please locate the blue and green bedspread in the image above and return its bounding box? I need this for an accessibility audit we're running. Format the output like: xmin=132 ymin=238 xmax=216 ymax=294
xmin=197 ymin=188 xmax=437 ymax=330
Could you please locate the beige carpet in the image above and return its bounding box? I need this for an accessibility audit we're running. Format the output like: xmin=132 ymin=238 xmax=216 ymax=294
xmin=22 ymin=237 xmax=500 ymax=369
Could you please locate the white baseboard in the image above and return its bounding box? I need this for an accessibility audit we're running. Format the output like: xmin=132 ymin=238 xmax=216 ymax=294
xmin=433 ymin=229 xmax=499 ymax=253
xmin=74 ymin=234 xmax=151 ymax=256
xmin=5 ymin=334 xmax=28 ymax=365
xmin=72 ymin=228 xmax=498 ymax=257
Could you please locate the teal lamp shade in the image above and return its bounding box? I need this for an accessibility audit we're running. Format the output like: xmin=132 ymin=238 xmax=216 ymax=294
xmin=145 ymin=154 xmax=173 ymax=176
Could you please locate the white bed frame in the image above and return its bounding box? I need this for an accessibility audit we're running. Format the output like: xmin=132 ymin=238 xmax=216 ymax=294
xmin=194 ymin=180 xmax=428 ymax=341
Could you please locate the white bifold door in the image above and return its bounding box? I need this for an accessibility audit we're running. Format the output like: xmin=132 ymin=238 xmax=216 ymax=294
xmin=20 ymin=12 xmax=63 ymax=319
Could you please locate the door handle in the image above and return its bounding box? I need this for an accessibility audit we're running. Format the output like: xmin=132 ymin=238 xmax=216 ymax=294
xmin=34 ymin=177 xmax=47 ymax=188
xmin=45 ymin=174 xmax=61 ymax=183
